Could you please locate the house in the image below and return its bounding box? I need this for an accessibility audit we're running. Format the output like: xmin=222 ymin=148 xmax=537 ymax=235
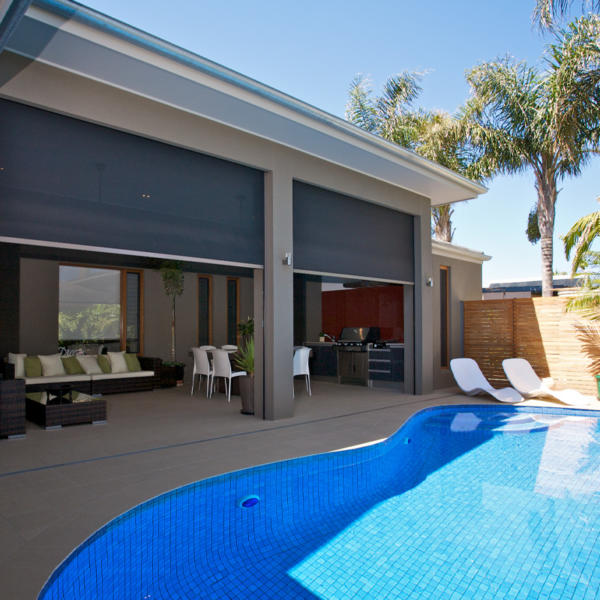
xmin=0 ymin=0 xmax=488 ymax=419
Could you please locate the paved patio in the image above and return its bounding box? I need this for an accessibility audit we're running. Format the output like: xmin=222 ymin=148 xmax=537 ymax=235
xmin=0 ymin=381 xmax=593 ymax=599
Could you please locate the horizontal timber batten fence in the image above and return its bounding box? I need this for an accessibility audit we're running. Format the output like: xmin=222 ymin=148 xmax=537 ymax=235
xmin=463 ymin=298 xmax=597 ymax=395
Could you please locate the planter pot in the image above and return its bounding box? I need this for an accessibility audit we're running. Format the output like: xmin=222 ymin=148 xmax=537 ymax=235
xmin=174 ymin=364 xmax=185 ymax=387
xmin=238 ymin=375 xmax=254 ymax=415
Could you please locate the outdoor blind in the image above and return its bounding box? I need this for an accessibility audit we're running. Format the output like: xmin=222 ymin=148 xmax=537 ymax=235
xmin=0 ymin=99 xmax=265 ymax=266
xmin=293 ymin=181 xmax=414 ymax=282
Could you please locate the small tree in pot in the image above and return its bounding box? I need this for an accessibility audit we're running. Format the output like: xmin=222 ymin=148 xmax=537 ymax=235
xmin=159 ymin=260 xmax=185 ymax=385
xmin=234 ymin=337 xmax=254 ymax=415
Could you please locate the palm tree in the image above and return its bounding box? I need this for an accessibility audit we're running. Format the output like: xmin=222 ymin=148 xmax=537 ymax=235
xmin=534 ymin=0 xmax=600 ymax=28
xmin=460 ymin=16 xmax=600 ymax=296
xmin=346 ymin=74 xmax=471 ymax=242
xmin=563 ymin=208 xmax=600 ymax=317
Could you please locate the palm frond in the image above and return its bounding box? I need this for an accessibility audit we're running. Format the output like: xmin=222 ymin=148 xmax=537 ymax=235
xmin=562 ymin=209 xmax=600 ymax=274
xmin=573 ymin=321 xmax=600 ymax=374
xmin=565 ymin=286 xmax=600 ymax=319
xmin=345 ymin=74 xmax=378 ymax=133
xmin=533 ymin=0 xmax=600 ymax=29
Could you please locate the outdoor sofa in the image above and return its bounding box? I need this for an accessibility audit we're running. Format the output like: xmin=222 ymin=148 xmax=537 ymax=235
xmin=2 ymin=352 xmax=162 ymax=429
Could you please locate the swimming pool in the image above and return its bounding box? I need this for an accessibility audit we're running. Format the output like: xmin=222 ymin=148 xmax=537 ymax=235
xmin=39 ymin=405 xmax=600 ymax=599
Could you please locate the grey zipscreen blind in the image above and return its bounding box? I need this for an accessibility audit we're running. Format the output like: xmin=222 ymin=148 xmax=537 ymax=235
xmin=0 ymin=99 xmax=264 ymax=265
xmin=293 ymin=181 xmax=414 ymax=282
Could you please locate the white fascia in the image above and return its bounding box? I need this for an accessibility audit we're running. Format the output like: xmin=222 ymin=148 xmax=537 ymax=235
xmin=431 ymin=240 xmax=491 ymax=264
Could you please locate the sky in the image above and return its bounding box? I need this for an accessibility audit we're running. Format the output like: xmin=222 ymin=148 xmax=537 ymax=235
xmin=81 ymin=0 xmax=600 ymax=285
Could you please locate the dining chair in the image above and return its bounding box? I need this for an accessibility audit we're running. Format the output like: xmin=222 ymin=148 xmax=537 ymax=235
xmin=293 ymin=346 xmax=311 ymax=397
xmin=191 ymin=347 xmax=213 ymax=398
xmin=221 ymin=344 xmax=238 ymax=352
xmin=199 ymin=345 xmax=216 ymax=351
xmin=211 ymin=349 xmax=246 ymax=402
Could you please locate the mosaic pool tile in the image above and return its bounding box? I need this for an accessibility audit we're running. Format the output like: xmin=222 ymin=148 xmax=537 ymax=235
xmin=39 ymin=405 xmax=600 ymax=599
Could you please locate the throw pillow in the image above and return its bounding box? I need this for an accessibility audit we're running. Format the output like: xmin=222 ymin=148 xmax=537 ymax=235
xmin=97 ymin=355 xmax=112 ymax=374
xmin=77 ymin=355 xmax=102 ymax=375
xmin=8 ymin=352 xmax=26 ymax=378
xmin=61 ymin=356 xmax=85 ymax=375
xmin=39 ymin=354 xmax=66 ymax=377
xmin=124 ymin=353 xmax=142 ymax=372
xmin=108 ymin=351 xmax=128 ymax=374
xmin=24 ymin=356 xmax=42 ymax=378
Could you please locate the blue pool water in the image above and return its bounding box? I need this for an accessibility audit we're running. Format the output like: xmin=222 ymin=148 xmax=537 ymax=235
xmin=39 ymin=405 xmax=600 ymax=599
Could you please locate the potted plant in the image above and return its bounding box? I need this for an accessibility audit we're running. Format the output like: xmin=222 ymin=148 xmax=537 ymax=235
xmin=159 ymin=260 xmax=185 ymax=386
xmin=237 ymin=317 xmax=254 ymax=345
xmin=234 ymin=337 xmax=254 ymax=415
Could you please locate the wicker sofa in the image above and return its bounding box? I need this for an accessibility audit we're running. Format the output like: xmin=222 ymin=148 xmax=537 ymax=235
xmin=2 ymin=355 xmax=162 ymax=429
xmin=2 ymin=356 xmax=162 ymax=395
xmin=0 ymin=379 xmax=26 ymax=438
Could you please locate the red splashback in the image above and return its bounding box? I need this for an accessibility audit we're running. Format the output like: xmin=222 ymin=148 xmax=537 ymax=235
xmin=322 ymin=286 xmax=404 ymax=341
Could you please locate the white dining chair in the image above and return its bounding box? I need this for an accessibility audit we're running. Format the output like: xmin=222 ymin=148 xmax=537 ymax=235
xmin=211 ymin=349 xmax=246 ymax=402
xmin=191 ymin=347 xmax=213 ymax=398
xmin=293 ymin=346 xmax=311 ymax=397
xmin=221 ymin=344 xmax=238 ymax=352
xmin=199 ymin=345 xmax=216 ymax=351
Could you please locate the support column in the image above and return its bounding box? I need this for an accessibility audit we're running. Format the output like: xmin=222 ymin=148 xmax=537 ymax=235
xmin=252 ymin=268 xmax=264 ymax=419
xmin=263 ymin=169 xmax=294 ymax=419
xmin=413 ymin=211 xmax=434 ymax=394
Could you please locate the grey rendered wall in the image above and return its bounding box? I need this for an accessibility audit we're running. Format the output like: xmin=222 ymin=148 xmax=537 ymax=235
xmin=0 ymin=244 xmax=19 ymax=357
xmin=19 ymin=257 xmax=59 ymax=354
xmin=305 ymin=280 xmax=322 ymax=343
xmin=431 ymin=255 xmax=483 ymax=389
xmin=1 ymin=58 xmax=436 ymax=406
xmin=16 ymin=259 xmax=252 ymax=381
xmin=144 ymin=272 xmax=253 ymax=382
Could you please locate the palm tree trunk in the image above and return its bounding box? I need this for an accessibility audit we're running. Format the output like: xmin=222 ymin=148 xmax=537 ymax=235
xmin=536 ymin=171 xmax=557 ymax=297
xmin=432 ymin=204 xmax=454 ymax=242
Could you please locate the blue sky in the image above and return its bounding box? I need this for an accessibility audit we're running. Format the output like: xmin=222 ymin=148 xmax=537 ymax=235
xmin=83 ymin=0 xmax=600 ymax=285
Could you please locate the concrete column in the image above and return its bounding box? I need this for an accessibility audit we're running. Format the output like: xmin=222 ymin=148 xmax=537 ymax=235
xmin=253 ymin=268 xmax=264 ymax=419
xmin=413 ymin=210 xmax=434 ymax=394
xmin=263 ymin=169 xmax=294 ymax=419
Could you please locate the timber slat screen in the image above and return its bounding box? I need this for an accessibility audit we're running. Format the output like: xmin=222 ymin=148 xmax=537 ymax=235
xmin=464 ymin=298 xmax=596 ymax=395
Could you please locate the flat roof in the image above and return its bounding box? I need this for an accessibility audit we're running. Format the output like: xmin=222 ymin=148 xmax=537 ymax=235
xmin=2 ymin=0 xmax=486 ymax=205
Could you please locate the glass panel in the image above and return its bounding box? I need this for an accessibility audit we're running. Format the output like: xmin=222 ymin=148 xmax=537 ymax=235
xmin=440 ymin=268 xmax=449 ymax=368
xmin=198 ymin=277 xmax=210 ymax=346
xmin=59 ymin=266 xmax=120 ymax=350
xmin=126 ymin=272 xmax=140 ymax=353
xmin=227 ymin=279 xmax=238 ymax=345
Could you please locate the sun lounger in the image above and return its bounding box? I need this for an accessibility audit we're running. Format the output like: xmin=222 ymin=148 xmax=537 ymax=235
xmin=450 ymin=358 xmax=523 ymax=403
xmin=502 ymin=358 xmax=594 ymax=406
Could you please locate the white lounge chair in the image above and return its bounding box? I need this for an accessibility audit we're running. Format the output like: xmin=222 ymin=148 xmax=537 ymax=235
xmin=502 ymin=358 xmax=594 ymax=406
xmin=450 ymin=358 xmax=523 ymax=404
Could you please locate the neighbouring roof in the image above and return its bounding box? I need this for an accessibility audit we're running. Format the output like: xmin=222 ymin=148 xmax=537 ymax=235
xmin=2 ymin=0 xmax=486 ymax=205
xmin=483 ymin=277 xmax=578 ymax=294
xmin=431 ymin=240 xmax=491 ymax=264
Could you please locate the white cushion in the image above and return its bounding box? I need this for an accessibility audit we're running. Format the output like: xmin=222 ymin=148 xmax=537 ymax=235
xmin=25 ymin=374 xmax=91 ymax=385
xmin=39 ymin=354 xmax=66 ymax=377
xmin=8 ymin=353 xmax=26 ymax=378
xmin=77 ymin=355 xmax=102 ymax=375
xmin=108 ymin=351 xmax=128 ymax=373
xmin=90 ymin=371 xmax=154 ymax=380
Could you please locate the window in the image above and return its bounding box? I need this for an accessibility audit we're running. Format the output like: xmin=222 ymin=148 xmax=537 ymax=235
xmin=198 ymin=275 xmax=212 ymax=346
xmin=226 ymin=277 xmax=239 ymax=345
xmin=440 ymin=266 xmax=450 ymax=368
xmin=59 ymin=265 xmax=143 ymax=352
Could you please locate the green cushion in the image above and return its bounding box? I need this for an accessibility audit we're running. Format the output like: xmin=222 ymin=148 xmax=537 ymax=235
xmin=24 ymin=355 xmax=42 ymax=378
xmin=61 ymin=356 xmax=85 ymax=374
xmin=124 ymin=353 xmax=142 ymax=372
xmin=97 ymin=355 xmax=111 ymax=373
